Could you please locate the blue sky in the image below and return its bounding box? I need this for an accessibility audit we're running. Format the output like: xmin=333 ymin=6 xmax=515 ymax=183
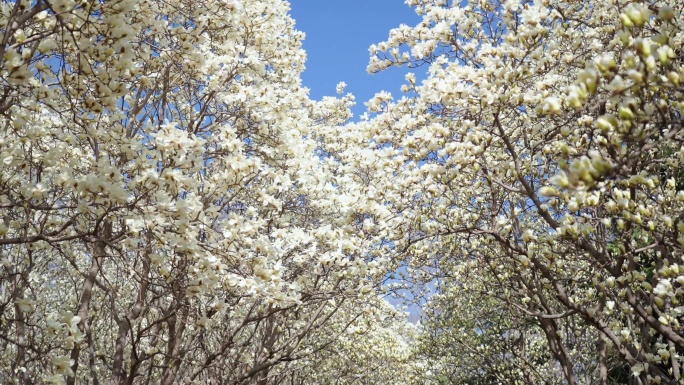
xmin=289 ymin=1 xmax=421 ymax=119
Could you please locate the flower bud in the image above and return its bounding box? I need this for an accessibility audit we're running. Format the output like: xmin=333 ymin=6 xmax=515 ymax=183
xmin=597 ymin=115 xmax=618 ymax=132
xmin=667 ymin=71 xmax=679 ymax=85
xmin=659 ymin=5 xmax=674 ymax=22
xmin=579 ymin=69 xmax=599 ymax=93
xmin=624 ymin=4 xmax=648 ymax=27
xmin=618 ymin=106 xmax=635 ymax=120
xmin=658 ymin=46 xmax=675 ymax=66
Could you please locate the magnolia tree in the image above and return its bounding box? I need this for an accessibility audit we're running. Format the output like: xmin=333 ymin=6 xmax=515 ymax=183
xmin=417 ymin=256 xmax=624 ymax=385
xmin=0 ymin=0 xmax=396 ymax=384
xmin=354 ymin=0 xmax=684 ymax=384
xmin=273 ymin=298 xmax=424 ymax=385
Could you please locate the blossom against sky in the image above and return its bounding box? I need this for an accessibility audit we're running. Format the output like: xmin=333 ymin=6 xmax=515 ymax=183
xmin=289 ymin=1 xmax=420 ymax=119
